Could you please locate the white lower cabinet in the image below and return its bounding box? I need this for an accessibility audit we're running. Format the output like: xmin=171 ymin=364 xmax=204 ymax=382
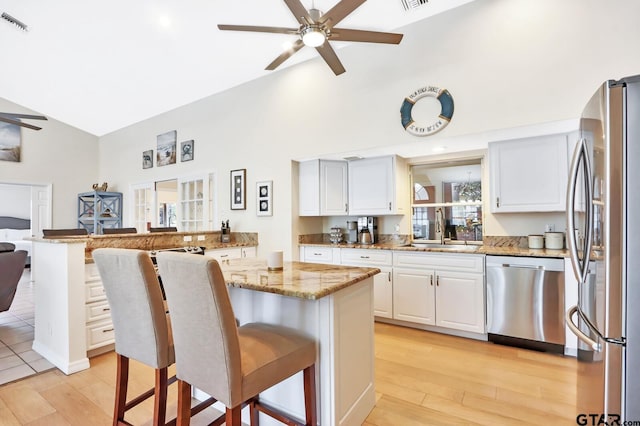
xmin=392 ymin=267 xmax=435 ymax=324
xmin=300 ymin=246 xmax=486 ymax=335
xmin=84 ymin=263 xmax=115 ymax=350
xmin=392 ymin=251 xmax=486 ymax=334
xmin=340 ymin=249 xmax=393 ymax=318
xmin=300 ymin=246 xmax=341 ymax=264
xmin=205 ymin=246 xmax=257 ymax=261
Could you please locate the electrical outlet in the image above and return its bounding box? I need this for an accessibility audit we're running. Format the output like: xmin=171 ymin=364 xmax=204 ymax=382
xmin=197 ymin=235 xmax=205 ymax=241
xmin=183 ymin=235 xmax=193 ymax=242
xmin=545 ymin=224 xmax=555 ymax=232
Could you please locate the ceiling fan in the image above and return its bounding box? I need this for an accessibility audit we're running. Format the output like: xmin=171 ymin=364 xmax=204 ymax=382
xmin=0 ymin=113 xmax=48 ymax=131
xmin=218 ymin=0 xmax=403 ymax=75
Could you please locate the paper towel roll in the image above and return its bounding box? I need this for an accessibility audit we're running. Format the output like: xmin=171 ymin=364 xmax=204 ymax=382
xmin=267 ymin=250 xmax=283 ymax=271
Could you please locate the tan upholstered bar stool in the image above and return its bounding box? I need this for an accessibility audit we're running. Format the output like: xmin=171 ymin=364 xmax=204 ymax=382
xmin=92 ymin=248 xmax=214 ymax=426
xmin=156 ymin=252 xmax=318 ymax=426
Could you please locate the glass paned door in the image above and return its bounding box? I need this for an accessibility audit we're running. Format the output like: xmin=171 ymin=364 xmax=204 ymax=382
xmin=178 ymin=175 xmax=210 ymax=232
xmin=131 ymin=183 xmax=154 ymax=233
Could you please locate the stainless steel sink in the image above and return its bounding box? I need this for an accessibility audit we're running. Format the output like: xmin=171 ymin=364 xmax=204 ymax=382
xmin=407 ymin=242 xmax=481 ymax=252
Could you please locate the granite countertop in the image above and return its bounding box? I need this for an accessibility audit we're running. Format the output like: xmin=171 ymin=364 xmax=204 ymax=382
xmin=218 ymin=258 xmax=380 ymax=300
xmin=299 ymin=241 xmax=569 ymax=258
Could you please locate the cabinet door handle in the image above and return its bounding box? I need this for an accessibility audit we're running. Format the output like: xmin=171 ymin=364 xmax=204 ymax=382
xmin=436 ymin=275 xmax=440 ymax=286
xmin=345 ymin=203 xmax=348 ymax=212
xmin=388 ymin=272 xmax=391 ymax=282
xmin=388 ymin=202 xmax=392 ymax=211
xmin=430 ymin=275 xmax=433 ymax=286
xmin=496 ymin=197 xmax=500 ymax=208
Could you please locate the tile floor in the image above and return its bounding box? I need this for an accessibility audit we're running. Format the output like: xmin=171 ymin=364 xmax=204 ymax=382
xmin=0 ymin=269 xmax=54 ymax=385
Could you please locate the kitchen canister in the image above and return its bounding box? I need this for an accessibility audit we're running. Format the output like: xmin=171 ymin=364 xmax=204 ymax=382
xmin=528 ymin=234 xmax=544 ymax=249
xmin=267 ymin=250 xmax=284 ymax=271
xmin=544 ymin=232 xmax=564 ymax=249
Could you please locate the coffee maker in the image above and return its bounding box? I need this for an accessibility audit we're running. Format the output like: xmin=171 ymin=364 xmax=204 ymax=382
xmin=357 ymin=217 xmax=378 ymax=244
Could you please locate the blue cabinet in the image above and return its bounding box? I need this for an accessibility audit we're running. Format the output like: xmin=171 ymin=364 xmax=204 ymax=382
xmin=77 ymin=191 xmax=123 ymax=234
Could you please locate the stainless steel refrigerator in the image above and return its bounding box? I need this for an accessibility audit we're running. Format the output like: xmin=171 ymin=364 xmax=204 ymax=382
xmin=566 ymin=75 xmax=640 ymax=421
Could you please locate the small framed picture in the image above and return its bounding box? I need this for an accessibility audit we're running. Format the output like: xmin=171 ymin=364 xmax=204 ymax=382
xmin=142 ymin=150 xmax=153 ymax=169
xmin=181 ymin=140 xmax=194 ymax=162
xmin=256 ymin=180 xmax=272 ymax=216
xmin=230 ymin=169 xmax=246 ymax=210
xmin=157 ymin=130 xmax=177 ymax=166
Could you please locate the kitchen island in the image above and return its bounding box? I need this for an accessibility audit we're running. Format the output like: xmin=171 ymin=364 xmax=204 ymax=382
xmin=209 ymin=258 xmax=380 ymax=426
xmin=31 ymin=238 xmax=379 ymax=426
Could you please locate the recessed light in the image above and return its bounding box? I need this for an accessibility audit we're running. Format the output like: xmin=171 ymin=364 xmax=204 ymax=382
xmin=157 ymin=15 xmax=172 ymax=29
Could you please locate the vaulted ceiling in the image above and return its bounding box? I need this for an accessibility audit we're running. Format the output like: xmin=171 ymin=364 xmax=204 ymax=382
xmin=0 ymin=0 xmax=474 ymax=136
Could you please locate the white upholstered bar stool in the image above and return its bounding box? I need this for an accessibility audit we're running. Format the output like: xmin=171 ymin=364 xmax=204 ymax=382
xmin=156 ymin=252 xmax=318 ymax=426
xmin=92 ymin=248 xmax=214 ymax=426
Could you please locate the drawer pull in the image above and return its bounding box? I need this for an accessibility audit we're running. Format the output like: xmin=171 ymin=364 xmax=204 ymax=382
xmin=102 ymin=307 xmax=110 ymax=312
xmin=313 ymin=253 xmax=322 ymax=256
xmin=360 ymin=255 xmax=370 ymax=259
xmin=220 ymin=254 xmax=229 ymax=258
xmin=103 ymin=328 xmax=114 ymax=333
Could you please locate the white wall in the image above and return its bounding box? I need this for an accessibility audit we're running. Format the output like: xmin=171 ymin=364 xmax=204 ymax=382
xmin=0 ymin=183 xmax=31 ymax=219
xmin=97 ymin=0 xmax=640 ymax=257
xmin=0 ymin=97 xmax=99 ymax=228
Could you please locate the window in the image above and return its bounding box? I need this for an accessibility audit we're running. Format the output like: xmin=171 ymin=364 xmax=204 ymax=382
xmin=411 ymin=159 xmax=483 ymax=242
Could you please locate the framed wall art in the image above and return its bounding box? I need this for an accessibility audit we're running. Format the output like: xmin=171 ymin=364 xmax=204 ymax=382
xmin=180 ymin=140 xmax=194 ymax=162
xmin=230 ymin=169 xmax=246 ymax=210
xmin=0 ymin=122 xmax=21 ymax=162
xmin=142 ymin=149 xmax=153 ymax=169
xmin=156 ymin=130 xmax=176 ymax=166
xmin=256 ymin=180 xmax=272 ymax=216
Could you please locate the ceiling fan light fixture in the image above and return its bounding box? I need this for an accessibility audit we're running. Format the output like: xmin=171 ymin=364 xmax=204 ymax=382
xmin=301 ymin=26 xmax=326 ymax=47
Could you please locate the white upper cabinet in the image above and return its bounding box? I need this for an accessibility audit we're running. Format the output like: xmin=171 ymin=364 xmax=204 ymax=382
xmin=348 ymin=155 xmax=409 ymax=216
xmin=489 ymin=134 xmax=569 ymax=213
xmin=299 ymin=160 xmax=348 ymax=216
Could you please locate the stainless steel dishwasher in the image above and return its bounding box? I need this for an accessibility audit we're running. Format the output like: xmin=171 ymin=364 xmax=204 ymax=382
xmin=486 ymin=255 xmax=565 ymax=353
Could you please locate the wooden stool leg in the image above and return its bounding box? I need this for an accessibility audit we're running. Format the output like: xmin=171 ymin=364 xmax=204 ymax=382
xmin=114 ymin=354 xmax=129 ymax=426
xmin=153 ymin=367 xmax=168 ymax=426
xmin=226 ymin=406 xmax=242 ymax=426
xmin=249 ymin=399 xmax=259 ymax=426
xmin=176 ymin=380 xmax=192 ymax=426
xmin=303 ymin=365 xmax=317 ymax=426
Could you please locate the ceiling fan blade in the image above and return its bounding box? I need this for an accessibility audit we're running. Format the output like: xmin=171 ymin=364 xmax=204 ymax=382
xmin=266 ymin=39 xmax=305 ymax=70
xmin=315 ymin=43 xmax=346 ymax=76
xmin=0 ymin=116 xmax=43 ymax=131
xmin=217 ymin=24 xmax=299 ymax=35
xmin=284 ymin=0 xmax=314 ymax=24
xmin=320 ymin=0 xmax=366 ymax=28
xmin=330 ymin=28 xmax=403 ymax=44
xmin=0 ymin=113 xmax=48 ymax=121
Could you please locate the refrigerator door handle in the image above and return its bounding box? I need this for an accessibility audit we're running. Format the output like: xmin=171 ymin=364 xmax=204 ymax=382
xmin=566 ymin=305 xmax=601 ymax=351
xmin=567 ymin=305 xmax=626 ymax=349
xmin=566 ymin=138 xmax=594 ymax=284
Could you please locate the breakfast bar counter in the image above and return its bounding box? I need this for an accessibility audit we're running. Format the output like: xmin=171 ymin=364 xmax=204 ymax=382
xmin=30 ymin=238 xmax=379 ymax=426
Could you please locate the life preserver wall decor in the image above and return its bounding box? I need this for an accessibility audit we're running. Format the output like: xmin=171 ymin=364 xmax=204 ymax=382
xmin=400 ymin=86 xmax=454 ymax=136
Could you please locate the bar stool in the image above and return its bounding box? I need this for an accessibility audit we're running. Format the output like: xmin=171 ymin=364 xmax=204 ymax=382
xmin=156 ymin=252 xmax=317 ymax=426
xmin=92 ymin=248 xmax=214 ymax=426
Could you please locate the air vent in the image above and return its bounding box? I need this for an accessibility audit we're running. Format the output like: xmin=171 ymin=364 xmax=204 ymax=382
xmin=401 ymin=0 xmax=429 ymax=11
xmin=1 ymin=12 xmax=28 ymax=31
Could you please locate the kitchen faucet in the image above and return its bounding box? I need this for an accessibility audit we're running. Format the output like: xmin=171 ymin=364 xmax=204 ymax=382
xmin=436 ymin=208 xmax=445 ymax=244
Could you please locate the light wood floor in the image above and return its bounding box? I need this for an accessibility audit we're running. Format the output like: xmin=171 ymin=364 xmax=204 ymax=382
xmin=0 ymin=322 xmax=578 ymax=425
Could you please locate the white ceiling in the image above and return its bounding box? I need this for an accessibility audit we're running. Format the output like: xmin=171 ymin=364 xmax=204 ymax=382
xmin=0 ymin=0 xmax=474 ymax=136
